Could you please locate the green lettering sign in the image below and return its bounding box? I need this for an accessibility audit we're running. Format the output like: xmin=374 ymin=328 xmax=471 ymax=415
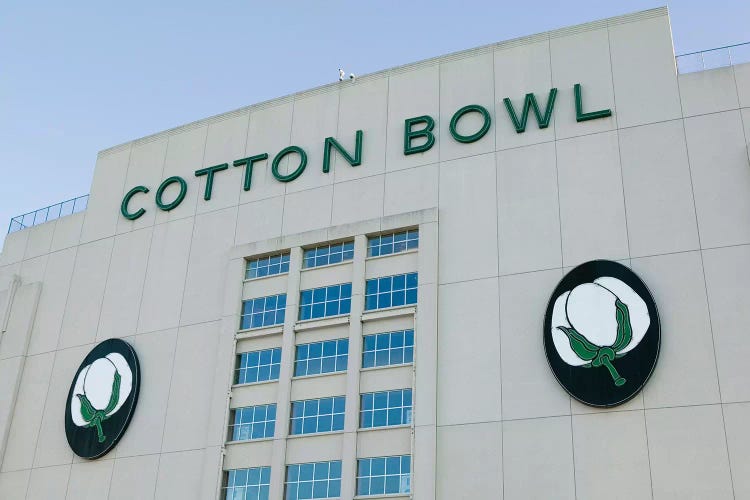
xmin=449 ymin=104 xmax=491 ymax=143
xmin=194 ymin=163 xmax=229 ymax=201
xmin=323 ymin=130 xmax=363 ymax=173
xmin=120 ymin=186 xmax=149 ymax=221
xmin=155 ymin=176 xmax=187 ymax=211
xmin=403 ymin=115 xmax=435 ymax=155
xmin=272 ymin=146 xmax=307 ymax=182
xmin=574 ymin=83 xmax=612 ymax=122
xmin=503 ymin=88 xmax=558 ymax=133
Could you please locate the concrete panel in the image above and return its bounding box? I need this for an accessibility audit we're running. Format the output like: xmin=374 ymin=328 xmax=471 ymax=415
xmin=199 ymin=446 xmax=223 ymax=500
xmin=386 ymin=66 xmax=440 ymax=172
xmin=243 ymin=273 xmax=288 ymax=300
xmin=231 ymin=381 xmax=279 ymax=409
xmin=285 ymin=433 xmax=343 ymax=464
xmin=98 ymin=227 xmax=152 ymax=340
xmin=551 ymin=27 xmax=616 ymax=139
xmin=50 ymin=212 xmax=84 ymax=252
xmin=703 ymin=244 xmax=750 ymax=403
xmin=26 ymin=464 xmax=70 ymax=500
xmin=383 ymin=163 xmax=438 ymax=218
xmin=66 ymin=459 xmax=114 ymax=500
xmin=497 ymin=142 xmax=561 ymax=275
xmin=632 ymin=252 xmax=720 ymax=407
xmin=290 ymin=373 xmax=347 ymax=401
xmin=115 ymin=328 xmax=177 ymax=457
xmin=196 ymin=113 xmax=250 ymax=215
xmin=161 ymin=321 xmax=220 ymax=452
xmin=499 ymin=269 xmax=570 ymax=420
xmin=685 ymin=110 xmax=750 ymax=248
xmin=206 ymin=320 xmax=236 ymax=447
xmin=285 ymin=91 xmax=340 ymax=194
xmin=619 ymin=119 xmax=699 ymax=257
xmin=679 ymin=66 xmax=740 ymax=117
xmin=137 ymin=217 xmax=194 ymax=334
xmin=572 ymin=411 xmax=652 ymax=500
xmin=235 ymin=195 xmax=284 ymax=245
xmin=358 ymin=427 xmax=411 ymax=458
xmin=59 ymin=237 xmax=114 ymax=349
xmin=33 ymin=344 xmax=90 ymax=468
xmin=80 ymin=147 xmax=130 ymax=244
xmin=181 ymin=207 xmax=237 ymax=325
xmin=116 ymin=138 xmax=169 ymax=234
xmin=24 ymin=220 xmax=55 ymax=260
xmin=365 ymin=257 xmax=417 ymax=287
xmin=735 ymin=62 xmax=750 ymax=108
xmin=28 ymin=248 xmax=76 ymax=355
xmin=436 ymin=422 xmax=502 ymax=500
xmin=646 ymin=405 xmax=733 ymax=500
xmin=0 ymin=469 xmax=30 ymax=499
xmin=154 ymin=125 xmax=209 ymax=224
xmin=502 ymin=416 xmax=575 ymax=500
xmin=334 ymin=77 xmax=388 ymax=183
xmin=0 ymin=357 xmax=23 ymax=462
xmin=331 ymin=175 xmax=385 ymax=226
xmin=557 ymin=131 xmax=629 ymax=267
xmin=724 ymin=402 xmax=750 ymax=498
xmin=300 ymin=264 xmax=352 ymax=292
xmin=154 ymin=449 xmax=204 ymax=500
xmin=439 ymin=52 xmax=495 ymax=161
xmin=281 ymin=185 xmax=333 ymax=236
xmin=359 ymin=365 xmax=412 ymax=394
xmin=223 ymin=440 xmax=274 ymax=470
xmin=1 ymin=352 xmax=54 ymax=472
xmin=609 ymin=15 xmax=682 ymax=128
xmin=494 ymin=40 xmax=554 ymax=150
xmin=108 ymin=454 xmax=160 ymax=500
xmin=240 ymin=102 xmax=292 ymax=205
xmin=437 ymin=278 xmax=501 ymax=425
xmin=438 ymin=153 xmax=498 ymax=283
xmin=19 ymin=254 xmax=47 ymax=283
xmin=0 ymin=229 xmax=29 ymax=266
xmin=0 ymin=283 xmax=40 ymax=360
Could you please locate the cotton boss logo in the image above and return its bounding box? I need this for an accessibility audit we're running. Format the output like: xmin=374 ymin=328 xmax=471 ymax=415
xmin=543 ymin=260 xmax=660 ymax=407
xmin=65 ymin=338 xmax=140 ymax=459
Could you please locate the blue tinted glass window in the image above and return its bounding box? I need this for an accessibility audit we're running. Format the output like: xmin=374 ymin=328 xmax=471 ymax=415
xmin=240 ymin=294 xmax=286 ymax=329
xmin=298 ymin=283 xmax=352 ymax=320
xmin=290 ymin=396 xmax=345 ymax=435
xmin=236 ymin=348 xmax=282 ymax=384
xmin=285 ymin=460 xmax=342 ymax=500
xmin=246 ymin=252 xmax=291 ymax=279
xmin=356 ymin=455 xmax=411 ymax=497
xmin=224 ymin=466 xmax=271 ymax=500
xmin=303 ymin=241 xmax=355 ymax=269
xmin=360 ymin=389 xmax=412 ymax=429
xmin=362 ymin=330 xmax=414 ymax=368
xmin=367 ymin=229 xmax=418 ymax=257
xmin=230 ymin=404 xmax=276 ymax=441
xmin=364 ymin=273 xmax=418 ymax=311
xmin=295 ymin=339 xmax=349 ymax=377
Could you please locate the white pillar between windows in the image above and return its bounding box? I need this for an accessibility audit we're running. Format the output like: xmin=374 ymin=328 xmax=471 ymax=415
xmin=339 ymin=234 xmax=367 ymax=499
xmin=269 ymin=246 xmax=303 ymax=500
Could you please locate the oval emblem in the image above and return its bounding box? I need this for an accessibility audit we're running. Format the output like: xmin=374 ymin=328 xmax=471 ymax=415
xmin=65 ymin=338 xmax=141 ymax=459
xmin=543 ymin=260 xmax=660 ymax=407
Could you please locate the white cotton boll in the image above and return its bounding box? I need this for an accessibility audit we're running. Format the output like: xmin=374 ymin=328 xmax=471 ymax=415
xmin=566 ymin=283 xmax=618 ymax=347
xmin=83 ymin=358 xmax=118 ymax=409
xmin=551 ymin=291 xmax=589 ymax=366
xmin=594 ymin=277 xmax=650 ymax=354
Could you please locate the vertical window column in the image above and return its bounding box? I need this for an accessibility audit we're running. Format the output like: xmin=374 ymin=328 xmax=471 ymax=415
xmin=340 ymin=234 xmax=368 ymax=499
xmin=268 ymin=246 xmax=303 ymax=500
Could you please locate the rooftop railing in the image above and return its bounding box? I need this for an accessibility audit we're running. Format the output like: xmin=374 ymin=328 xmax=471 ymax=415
xmin=676 ymin=42 xmax=750 ymax=74
xmin=8 ymin=194 xmax=89 ymax=234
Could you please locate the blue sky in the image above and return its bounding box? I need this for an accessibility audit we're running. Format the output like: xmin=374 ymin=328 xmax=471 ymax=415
xmin=1 ymin=0 xmax=748 ymax=246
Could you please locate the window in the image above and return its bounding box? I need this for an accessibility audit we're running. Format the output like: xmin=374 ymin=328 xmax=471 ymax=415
xmin=224 ymin=466 xmax=271 ymax=500
xmin=360 ymin=389 xmax=413 ymax=429
xmin=364 ymin=273 xmax=418 ymax=310
xmin=356 ymin=456 xmax=411 ymax=497
xmin=236 ymin=348 xmax=281 ymax=384
xmin=285 ymin=461 xmax=342 ymax=500
xmin=367 ymin=229 xmax=418 ymax=257
xmin=229 ymin=404 xmax=276 ymax=441
xmin=241 ymin=293 xmax=286 ymax=329
xmin=295 ymin=339 xmax=349 ymax=377
xmin=303 ymin=241 xmax=354 ymax=268
xmin=290 ymin=396 xmax=345 ymax=435
xmin=362 ymin=330 xmax=414 ymax=369
xmin=246 ymin=252 xmax=290 ymax=279
xmin=299 ymin=283 xmax=352 ymax=320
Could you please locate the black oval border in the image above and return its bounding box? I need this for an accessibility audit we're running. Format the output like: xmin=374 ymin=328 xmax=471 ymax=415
xmin=64 ymin=338 xmax=141 ymax=459
xmin=543 ymin=260 xmax=661 ymax=408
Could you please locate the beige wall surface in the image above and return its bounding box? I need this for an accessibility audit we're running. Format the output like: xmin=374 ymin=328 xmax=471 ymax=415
xmin=1 ymin=6 xmax=750 ymax=499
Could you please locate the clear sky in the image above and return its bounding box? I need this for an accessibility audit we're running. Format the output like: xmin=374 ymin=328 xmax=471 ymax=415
xmin=1 ymin=0 xmax=748 ymax=247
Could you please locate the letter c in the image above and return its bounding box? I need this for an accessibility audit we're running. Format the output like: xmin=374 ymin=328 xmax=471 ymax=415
xmin=121 ymin=186 xmax=149 ymax=220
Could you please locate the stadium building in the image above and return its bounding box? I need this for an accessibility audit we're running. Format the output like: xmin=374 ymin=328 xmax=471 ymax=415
xmin=1 ymin=6 xmax=749 ymax=499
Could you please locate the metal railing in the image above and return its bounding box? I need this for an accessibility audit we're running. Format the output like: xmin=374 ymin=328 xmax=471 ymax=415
xmin=676 ymin=42 xmax=750 ymax=74
xmin=8 ymin=194 xmax=89 ymax=234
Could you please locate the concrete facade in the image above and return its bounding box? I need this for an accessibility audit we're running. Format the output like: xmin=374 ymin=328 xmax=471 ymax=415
xmin=1 ymin=6 xmax=750 ymax=499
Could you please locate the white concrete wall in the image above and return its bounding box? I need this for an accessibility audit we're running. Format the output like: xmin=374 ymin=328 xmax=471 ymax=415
xmin=1 ymin=5 xmax=750 ymax=499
